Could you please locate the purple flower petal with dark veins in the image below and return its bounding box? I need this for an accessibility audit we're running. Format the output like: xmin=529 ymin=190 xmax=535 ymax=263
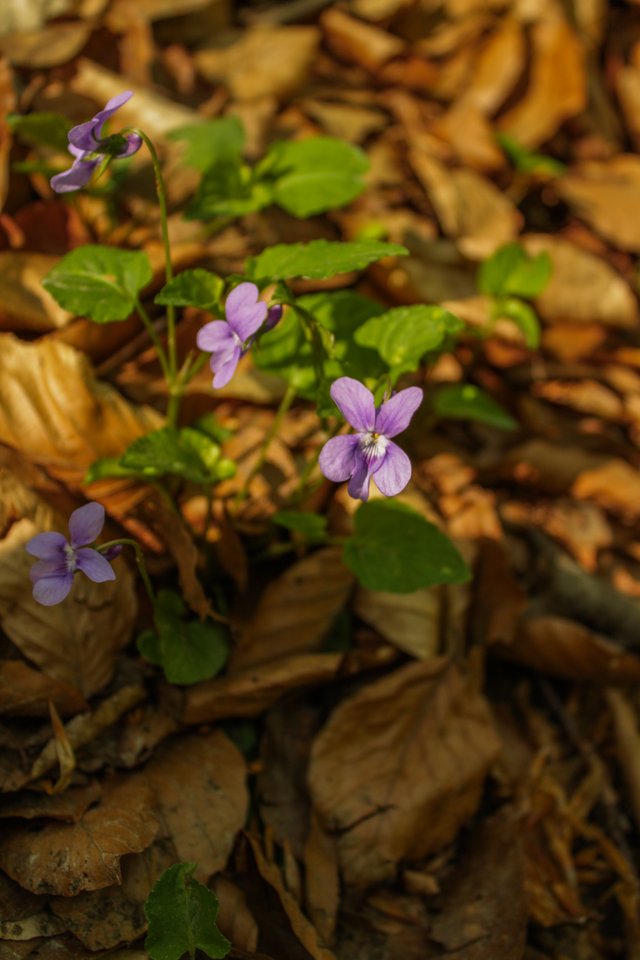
xmin=51 ymin=91 xmax=141 ymax=195
xmin=25 ymin=501 xmax=116 ymax=605
xmin=319 ymin=376 xmax=423 ymax=502
xmin=264 ymin=304 xmax=283 ymax=332
xmin=68 ymin=502 xmax=106 ymax=548
xmin=226 ymin=283 xmax=268 ymax=341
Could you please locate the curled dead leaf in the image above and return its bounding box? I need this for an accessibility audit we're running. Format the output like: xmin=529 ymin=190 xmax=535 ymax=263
xmin=308 ymin=659 xmax=501 ymax=887
xmin=0 ymin=661 xmax=87 ymax=719
xmin=0 ymin=253 xmax=72 ymax=332
xmin=557 ymin=155 xmax=640 ymax=253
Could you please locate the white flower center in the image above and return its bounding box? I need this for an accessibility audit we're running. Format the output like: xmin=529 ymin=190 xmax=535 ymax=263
xmin=358 ymin=431 xmax=389 ymax=461
xmin=64 ymin=543 xmax=78 ymax=573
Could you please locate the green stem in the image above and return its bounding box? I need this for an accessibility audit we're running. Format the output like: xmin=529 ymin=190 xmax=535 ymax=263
xmin=134 ymin=297 xmax=170 ymax=381
xmin=235 ymin=384 xmax=297 ymax=504
xmin=99 ymin=538 xmax=155 ymax=606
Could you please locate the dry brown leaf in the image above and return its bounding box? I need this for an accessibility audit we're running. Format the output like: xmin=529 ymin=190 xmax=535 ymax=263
xmin=195 ymin=27 xmax=319 ymax=101
xmin=0 ymin=22 xmax=90 ymax=68
xmin=304 ymin=811 xmax=339 ymax=946
xmin=557 ymin=155 xmax=640 ymax=253
xmin=432 ymin=101 xmax=504 ymax=171
xmin=0 ymin=776 xmax=159 ymax=895
xmin=231 ymin=547 xmax=354 ymax=671
xmin=0 ymin=661 xmax=87 ymax=719
xmin=0 ymin=336 xmax=162 ymax=487
xmin=0 ymin=57 xmax=14 ymax=214
xmin=182 ymin=652 xmax=345 ymax=725
xmin=321 ymin=8 xmax=404 ymax=70
xmin=534 ymin=379 xmax=625 ymax=421
xmin=212 ymin=876 xmax=259 ymax=956
xmin=410 ymin=152 xmax=521 ymax=259
xmin=143 ymin=731 xmax=248 ymax=881
xmin=494 ymin=615 xmax=640 ymax=682
xmin=461 ymin=16 xmax=525 ymax=116
xmin=0 ymin=782 xmax=101 ymax=822
xmin=498 ymin=15 xmax=586 ymax=147
xmin=522 ymin=234 xmax=638 ymax=328
xmin=353 ymin=585 xmax=452 ymax=660
xmin=429 ymin=808 xmax=527 ymax=960
xmin=308 ymin=659 xmax=501 ymax=887
xmin=617 ymin=65 xmax=640 ymax=147
xmin=572 ymin=458 xmax=640 ymax=520
xmin=0 ymin=254 xmax=72 ymax=332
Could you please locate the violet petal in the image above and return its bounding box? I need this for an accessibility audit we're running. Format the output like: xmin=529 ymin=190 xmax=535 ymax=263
xmin=263 ymin=304 xmax=283 ymax=332
xmin=33 ymin=573 xmax=74 ymax=606
xmin=118 ymin=132 xmax=143 ymax=157
xmin=347 ymin=451 xmax=376 ymax=502
xmin=330 ymin=377 xmax=375 ymax=433
xmin=225 ymin=283 xmax=267 ymax=342
xmin=29 ymin=558 xmax=69 ymax=583
xmin=318 ymin=434 xmax=359 ymax=482
xmin=50 ymin=156 xmax=100 ymax=194
xmin=25 ymin=531 xmax=67 ymax=560
xmin=75 ymin=548 xmax=116 ymax=583
xmin=197 ymin=320 xmax=235 ymax=353
xmin=68 ymin=502 xmax=105 ymax=548
xmin=373 ymin=442 xmax=412 ymax=497
xmin=375 ymin=387 xmax=423 ymax=438
xmin=212 ymin=345 xmax=243 ymax=388
xmin=67 ymin=119 xmax=101 ymax=153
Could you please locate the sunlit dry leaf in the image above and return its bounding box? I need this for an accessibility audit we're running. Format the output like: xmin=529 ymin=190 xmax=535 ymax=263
xmin=617 ymin=65 xmax=640 ymax=147
xmin=522 ymin=234 xmax=638 ymax=328
xmin=354 ymin=586 xmax=445 ymax=660
xmin=461 ymin=16 xmax=525 ymax=116
xmin=143 ymin=731 xmax=248 ymax=881
xmin=0 ymin=57 xmax=14 ymax=213
xmin=410 ymin=152 xmax=520 ymax=259
xmin=0 ymin=776 xmax=159 ymax=895
xmin=0 ymin=336 xmax=162 ymax=487
xmin=0 ymin=254 xmax=72 ymax=332
xmin=232 ymin=547 xmax=354 ymax=671
xmin=321 ymin=8 xmax=404 ymax=70
xmin=0 ymin=1 xmax=74 ymax=35
xmin=432 ymin=101 xmax=504 ymax=171
xmin=0 ymin=22 xmax=90 ymax=68
xmin=572 ymin=458 xmax=640 ymax=520
xmin=0 ymin=661 xmax=87 ymax=719
xmin=494 ymin=615 xmax=640 ymax=682
xmin=182 ymin=652 xmax=345 ymax=725
xmin=501 ymin=500 xmax=611 ymax=572
xmin=498 ymin=15 xmax=586 ymax=147
xmin=195 ymin=26 xmax=319 ymax=101
xmin=557 ymin=155 xmax=640 ymax=253
xmin=534 ymin=379 xmax=625 ymax=421
xmin=308 ymin=659 xmax=500 ymax=887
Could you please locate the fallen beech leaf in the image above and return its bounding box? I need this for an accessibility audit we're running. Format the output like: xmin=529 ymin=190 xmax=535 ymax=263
xmin=182 ymin=652 xmax=345 ymax=725
xmin=522 ymin=234 xmax=638 ymax=328
xmin=432 ymin=101 xmax=504 ymax=171
xmin=494 ymin=615 xmax=640 ymax=682
xmin=195 ymin=27 xmax=319 ymax=101
xmin=304 ymin=811 xmax=339 ymax=946
xmin=143 ymin=731 xmax=248 ymax=881
xmin=0 ymin=912 xmax=67 ymax=941
xmin=0 ymin=22 xmax=90 ymax=68
xmin=0 ymin=336 xmax=162 ymax=488
xmin=534 ymin=379 xmax=625 ymax=421
xmin=461 ymin=16 xmax=525 ymax=116
xmin=572 ymin=459 xmax=640 ymax=519
xmin=232 ymin=547 xmax=354 ymax=671
xmin=0 ymin=253 xmax=72 ymax=332
xmin=498 ymin=15 xmax=586 ymax=147
xmin=0 ymin=782 xmax=101 ymax=821
xmin=0 ymin=57 xmax=14 ymax=213
xmin=430 ymin=808 xmax=527 ymax=959
xmin=308 ymin=659 xmax=500 ymax=887
xmin=353 ymin=585 xmax=449 ymax=660
xmin=557 ymin=155 xmax=640 ymax=253
xmin=321 ymin=8 xmax=404 ymax=70
xmin=0 ymin=661 xmax=87 ymax=718
xmin=239 ymin=834 xmax=336 ymax=960
xmin=410 ymin=152 xmax=520 ymax=259
xmin=212 ymin=876 xmax=259 ymax=956
xmin=0 ymin=776 xmax=159 ymax=895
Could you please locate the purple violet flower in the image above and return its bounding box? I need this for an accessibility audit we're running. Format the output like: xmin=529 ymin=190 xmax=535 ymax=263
xmin=196 ymin=282 xmax=270 ymax=389
xmin=26 ymin=502 xmax=116 ymax=606
xmin=319 ymin=376 xmax=423 ymax=502
xmin=51 ymin=91 xmax=142 ymax=194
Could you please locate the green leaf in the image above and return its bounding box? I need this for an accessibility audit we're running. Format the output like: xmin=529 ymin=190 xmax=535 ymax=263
xmin=258 ymin=137 xmax=369 ymax=218
xmin=42 ymin=245 xmax=152 ymax=323
xmin=433 ymin=384 xmax=517 ymax=431
xmin=493 ymin=296 xmax=540 ymax=348
xmin=8 ymin=112 xmax=72 ymax=152
xmin=118 ymin=427 xmax=235 ymax=484
xmin=355 ymin=305 xmax=463 ymax=375
xmin=343 ymin=500 xmax=470 ymax=593
xmin=273 ymin=511 xmax=328 ymax=542
xmin=155 ymin=269 xmax=224 ymax=309
xmin=186 ymin=160 xmax=271 ymax=219
xmin=247 ymin=240 xmax=407 ymax=281
xmin=139 ymin=590 xmax=229 ymax=686
xmin=479 ymin=243 xmax=551 ymax=298
xmin=168 ymin=116 xmax=245 ymax=171
xmin=253 ymin=291 xmax=386 ymax=400
xmin=144 ymin=862 xmax=231 ymax=960
xmin=497 ymin=133 xmax=566 ymax=178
